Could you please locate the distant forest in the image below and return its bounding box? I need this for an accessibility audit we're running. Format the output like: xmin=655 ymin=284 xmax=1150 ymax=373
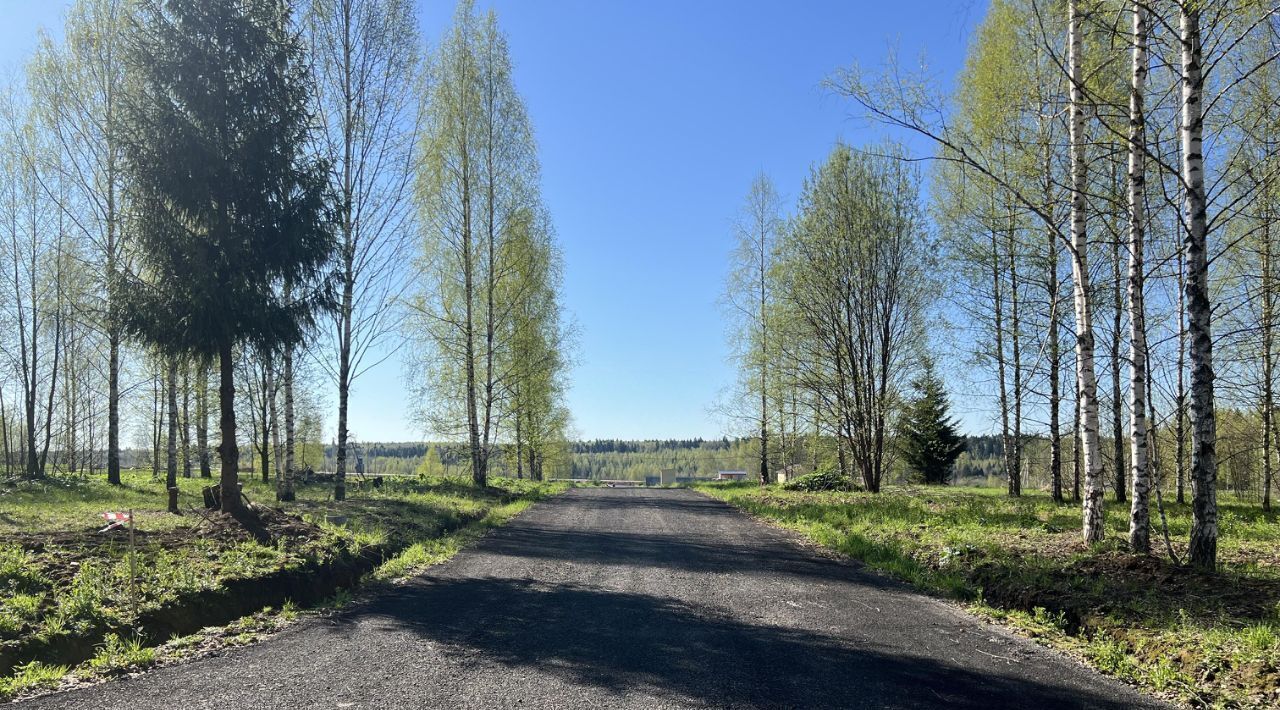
xmin=100 ymin=430 xmax=1267 ymax=502
xmin=184 ymin=435 xmax=1050 ymax=488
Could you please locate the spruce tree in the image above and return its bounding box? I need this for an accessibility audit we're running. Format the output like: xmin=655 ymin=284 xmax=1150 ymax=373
xmin=900 ymin=364 xmax=966 ymax=485
xmin=118 ymin=0 xmax=335 ymax=513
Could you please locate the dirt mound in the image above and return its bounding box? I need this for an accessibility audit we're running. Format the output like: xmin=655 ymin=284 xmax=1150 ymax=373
xmin=1 ymin=504 xmax=326 ymax=555
xmin=196 ymin=503 xmax=325 ymax=546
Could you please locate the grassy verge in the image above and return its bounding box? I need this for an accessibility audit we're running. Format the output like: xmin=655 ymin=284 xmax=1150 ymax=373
xmin=0 ymin=471 xmax=564 ymax=700
xmin=694 ymin=482 xmax=1280 ymax=709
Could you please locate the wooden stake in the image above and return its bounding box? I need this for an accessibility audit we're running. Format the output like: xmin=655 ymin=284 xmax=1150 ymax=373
xmin=128 ymin=508 xmax=138 ymax=620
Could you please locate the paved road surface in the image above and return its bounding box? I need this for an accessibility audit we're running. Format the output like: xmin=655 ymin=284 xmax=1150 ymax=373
xmin=19 ymin=488 xmax=1168 ymax=709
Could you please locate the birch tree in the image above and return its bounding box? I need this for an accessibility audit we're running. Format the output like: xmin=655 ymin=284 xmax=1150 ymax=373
xmin=1126 ymin=0 xmax=1152 ymax=553
xmin=0 ymin=90 xmax=64 ymax=479
xmin=1068 ymin=0 xmax=1106 ymax=543
xmin=1179 ymin=2 xmax=1217 ymax=570
xmin=775 ymin=143 xmax=930 ymax=492
xmin=196 ymin=359 xmax=211 ymax=477
xmin=30 ymin=0 xmax=130 ymax=486
xmin=502 ymin=210 xmax=570 ymax=482
xmin=280 ymin=344 xmax=296 ymax=501
xmin=831 ymin=2 xmax=1109 ymax=537
xmin=411 ymin=1 xmax=541 ymax=487
xmin=165 ymin=357 xmax=178 ymax=512
xmin=724 ymin=173 xmax=784 ymax=485
xmin=308 ymin=0 xmax=421 ymax=501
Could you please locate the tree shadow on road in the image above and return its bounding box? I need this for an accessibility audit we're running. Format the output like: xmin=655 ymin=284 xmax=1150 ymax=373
xmin=477 ymin=523 xmax=872 ymax=583
xmin=473 ymin=487 xmax=884 ymax=585
xmin=328 ymin=576 xmax=1153 ymax=710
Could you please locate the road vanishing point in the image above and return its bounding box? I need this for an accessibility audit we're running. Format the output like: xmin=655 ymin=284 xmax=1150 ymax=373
xmin=19 ymin=487 xmax=1168 ymax=709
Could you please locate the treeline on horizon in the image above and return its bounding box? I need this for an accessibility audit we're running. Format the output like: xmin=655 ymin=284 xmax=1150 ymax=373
xmin=284 ymin=435 xmax=1048 ymax=485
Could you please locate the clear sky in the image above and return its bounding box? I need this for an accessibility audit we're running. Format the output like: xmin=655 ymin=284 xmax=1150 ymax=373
xmin=0 ymin=0 xmax=988 ymax=442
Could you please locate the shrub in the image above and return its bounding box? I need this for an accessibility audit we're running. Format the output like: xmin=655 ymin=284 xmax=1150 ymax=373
xmin=782 ymin=466 xmax=853 ymax=492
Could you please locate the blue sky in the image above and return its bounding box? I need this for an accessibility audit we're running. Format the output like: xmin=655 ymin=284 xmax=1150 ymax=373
xmin=1 ymin=0 xmax=988 ymax=442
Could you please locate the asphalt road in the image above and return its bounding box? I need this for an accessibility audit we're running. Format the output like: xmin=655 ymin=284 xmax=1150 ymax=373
xmin=19 ymin=487 xmax=1168 ymax=709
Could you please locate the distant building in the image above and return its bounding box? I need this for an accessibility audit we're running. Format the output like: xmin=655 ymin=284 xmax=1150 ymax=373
xmin=717 ymin=470 xmax=748 ymax=481
xmin=659 ymin=468 xmax=677 ymax=485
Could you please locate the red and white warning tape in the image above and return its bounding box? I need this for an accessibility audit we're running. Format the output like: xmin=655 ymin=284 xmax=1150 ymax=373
xmin=99 ymin=511 xmax=132 ymax=532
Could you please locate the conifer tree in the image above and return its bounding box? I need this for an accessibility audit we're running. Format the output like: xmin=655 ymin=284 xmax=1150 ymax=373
xmin=899 ymin=364 xmax=966 ymax=485
xmin=118 ymin=0 xmax=335 ymax=513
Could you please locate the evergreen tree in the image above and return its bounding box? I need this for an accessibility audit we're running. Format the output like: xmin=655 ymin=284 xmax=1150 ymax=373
xmin=899 ymin=364 xmax=966 ymax=485
xmin=118 ymin=0 xmax=336 ymax=513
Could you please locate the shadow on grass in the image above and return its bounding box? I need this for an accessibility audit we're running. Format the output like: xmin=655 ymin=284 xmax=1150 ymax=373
xmin=284 ymin=496 xmax=478 ymax=546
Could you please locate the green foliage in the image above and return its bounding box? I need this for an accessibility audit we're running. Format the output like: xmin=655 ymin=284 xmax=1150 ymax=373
xmin=325 ymin=588 xmax=354 ymax=609
xmin=410 ymin=0 xmax=566 ymax=488
xmin=417 ymin=444 xmax=445 ymax=477
xmin=1085 ymin=636 xmax=1139 ymax=681
xmin=781 ymin=466 xmax=852 ymax=492
xmin=53 ymin=562 xmax=114 ymax=634
xmin=118 ymin=0 xmax=335 ymax=358
xmin=567 ymin=438 xmax=760 ymax=482
xmin=0 ymin=594 xmax=43 ymax=635
xmin=0 ymin=545 xmax=49 ymax=597
xmin=772 ymin=141 xmax=932 ymax=492
xmin=83 ymin=633 xmax=156 ymax=675
xmin=898 ymin=363 xmax=966 ymax=485
xmin=0 ymin=662 xmax=69 ymax=701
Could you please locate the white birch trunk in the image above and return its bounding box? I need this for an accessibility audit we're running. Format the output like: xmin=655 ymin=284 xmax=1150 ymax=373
xmin=1070 ymin=0 xmax=1106 ymax=543
xmin=196 ymin=360 xmax=211 ymax=478
xmin=1127 ymin=1 xmax=1151 ymax=554
xmin=181 ymin=363 xmax=192 ymax=478
xmin=1180 ymin=3 xmax=1217 ymax=571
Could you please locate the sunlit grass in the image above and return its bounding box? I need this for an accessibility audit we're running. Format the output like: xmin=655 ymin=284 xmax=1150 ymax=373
xmin=0 ymin=662 xmax=69 ymax=701
xmin=81 ymin=633 xmax=157 ymax=676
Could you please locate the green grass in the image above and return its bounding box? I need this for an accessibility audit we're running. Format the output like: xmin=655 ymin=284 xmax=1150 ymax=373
xmin=0 ymin=662 xmax=69 ymax=701
xmin=0 ymin=470 xmax=564 ymax=700
xmin=370 ymin=493 xmax=547 ymax=582
xmin=695 ymin=482 xmax=1280 ymax=709
xmin=82 ymin=633 xmax=157 ymax=676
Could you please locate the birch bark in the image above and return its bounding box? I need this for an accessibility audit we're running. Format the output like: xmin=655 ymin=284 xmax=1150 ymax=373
xmin=1069 ymin=0 xmax=1106 ymax=543
xmin=1180 ymin=3 xmax=1218 ymax=571
xmin=1127 ymin=1 xmax=1151 ymax=553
